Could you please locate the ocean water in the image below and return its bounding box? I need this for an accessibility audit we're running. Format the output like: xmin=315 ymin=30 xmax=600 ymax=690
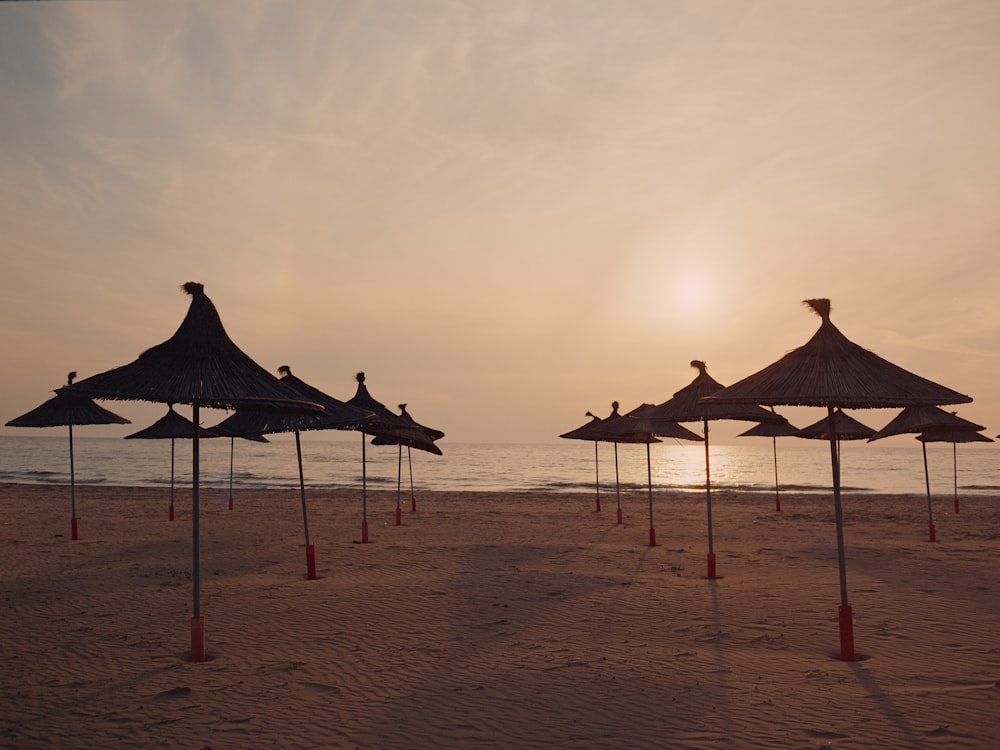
xmin=2 ymin=434 xmax=1000 ymax=496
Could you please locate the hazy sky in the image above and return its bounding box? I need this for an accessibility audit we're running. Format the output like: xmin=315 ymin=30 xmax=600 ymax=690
xmin=3 ymin=0 xmax=1000 ymax=444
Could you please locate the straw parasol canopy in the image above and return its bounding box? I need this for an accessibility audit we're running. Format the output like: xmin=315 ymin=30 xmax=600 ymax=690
xmin=641 ymin=360 xmax=784 ymax=578
xmin=560 ymin=410 xmax=607 ymax=512
xmin=703 ymin=298 xmax=973 ymax=661
xmin=797 ymin=409 xmax=875 ymax=441
xmin=6 ymin=371 xmax=130 ymax=539
xmin=60 ymin=282 xmax=326 ymax=663
xmin=371 ymin=403 xmax=445 ymax=517
xmin=737 ymin=410 xmax=799 ymax=512
xmin=869 ymin=406 xmax=985 ymax=542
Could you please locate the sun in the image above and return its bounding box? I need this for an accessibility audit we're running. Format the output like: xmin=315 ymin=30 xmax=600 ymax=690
xmin=675 ymin=274 xmax=710 ymax=310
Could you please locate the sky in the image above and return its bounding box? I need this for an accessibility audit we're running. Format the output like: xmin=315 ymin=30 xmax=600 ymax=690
xmin=2 ymin=0 xmax=1000 ymax=445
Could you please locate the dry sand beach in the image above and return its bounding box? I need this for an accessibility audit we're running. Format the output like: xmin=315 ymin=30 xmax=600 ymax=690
xmin=2 ymin=482 xmax=999 ymax=749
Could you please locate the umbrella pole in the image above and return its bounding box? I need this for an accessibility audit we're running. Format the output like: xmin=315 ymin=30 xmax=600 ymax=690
xmin=169 ymin=437 xmax=175 ymax=521
xmin=228 ymin=437 xmax=235 ymax=511
xmin=594 ymin=441 xmax=601 ymax=513
xmin=408 ymin=446 xmax=416 ymax=512
xmin=69 ymin=424 xmax=78 ymax=540
xmin=395 ymin=444 xmax=402 ymax=526
xmin=360 ymin=432 xmax=369 ymax=543
xmin=827 ymin=406 xmax=854 ymax=661
xmin=295 ymin=430 xmax=316 ymax=579
xmin=923 ymin=442 xmax=935 ymax=542
xmin=704 ymin=419 xmax=716 ymax=579
xmin=614 ymin=443 xmax=623 ymax=525
xmin=190 ymin=402 xmax=206 ymax=662
xmin=772 ymin=436 xmax=781 ymax=513
xmin=953 ymin=444 xmax=959 ymax=514
xmin=646 ymin=443 xmax=656 ymax=547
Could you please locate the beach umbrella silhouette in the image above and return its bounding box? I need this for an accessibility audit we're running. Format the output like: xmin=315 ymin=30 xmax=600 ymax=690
xmin=124 ymin=404 xmax=224 ymax=521
xmin=737 ymin=410 xmax=799 ymax=512
xmin=917 ymin=429 xmax=993 ymax=514
xmin=211 ymin=365 xmax=372 ymax=578
xmin=62 ymin=282 xmax=324 ymax=662
xmin=796 ymin=409 xmax=876 ymax=460
xmin=559 ymin=410 xmax=608 ymax=513
xmin=703 ymin=298 xmax=972 ymax=660
xmin=641 ymin=361 xmax=785 ymax=578
xmin=869 ymin=406 xmax=985 ymax=542
xmin=347 ymin=372 xmax=438 ymax=541
xmin=596 ymin=401 xmax=702 ymax=539
xmin=5 ymin=371 xmax=130 ymax=540
xmin=371 ymin=403 xmax=444 ymax=516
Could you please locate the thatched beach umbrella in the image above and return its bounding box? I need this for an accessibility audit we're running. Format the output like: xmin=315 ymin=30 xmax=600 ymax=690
xmin=869 ymin=406 xmax=985 ymax=542
xmin=124 ymin=404 xmax=223 ymax=521
xmin=62 ymin=282 xmax=324 ymax=662
xmin=797 ymin=409 xmax=875 ymax=442
xmin=918 ymin=429 xmax=993 ymax=514
xmin=347 ymin=372 xmax=437 ymax=542
xmin=211 ymin=365 xmax=372 ymax=579
xmin=5 ymin=371 xmax=130 ymax=539
xmin=703 ymin=298 xmax=972 ymax=661
xmin=559 ymin=410 xmax=607 ymax=513
xmin=737 ymin=410 xmax=799 ymax=512
xmin=641 ymin=361 xmax=784 ymax=579
xmin=371 ymin=403 xmax=444 ymax=517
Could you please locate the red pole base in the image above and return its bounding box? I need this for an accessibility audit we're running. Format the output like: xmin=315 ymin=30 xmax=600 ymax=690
xmin=395 ymin=507 xmax=402 ymax=526
xmin=169 ymin=504 xmax=175 ymax=521
xmin=190 ymin=615 xmax=206 ymax=662
xmin=954 ymin=498 xmax=960 ymax=514
xmin=305 ymin=544 xmax=317 ymax=580
xmin=361 ymin=521 xmax=370 ymax=544
xmin=928 ymin=524 xmax=936 ymax=543
xmin=707 ymin=553 xmax=717 ymax=580
xmin=838 ymin=604 xmax=856 ymax=661
xmin=228 ymin=496 xmax=234 ymax=511
xmin=596 ymin=498 xmax=601 ymax=513
xmin=71 ymin=516 xmax=79 ymax=541
xmin=648 ymin=528 xmax=656 ymax=547
xmin=617 ymin=506 xmax=623 ymax=525
xmin=411 ymin=496 xmax=417 ymax=513
xmin=775 ymin=496 xmax=781 ymax=512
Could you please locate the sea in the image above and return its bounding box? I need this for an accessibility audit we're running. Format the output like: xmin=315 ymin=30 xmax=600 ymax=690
xmin=2 ymin=434 xmax=1000 ymax=497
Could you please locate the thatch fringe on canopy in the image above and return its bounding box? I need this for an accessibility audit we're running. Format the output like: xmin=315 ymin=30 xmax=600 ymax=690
xmin=704 ymin=300 xmax=972 ymax=409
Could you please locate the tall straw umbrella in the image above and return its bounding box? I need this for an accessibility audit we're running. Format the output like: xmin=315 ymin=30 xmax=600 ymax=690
xmin=559 ymin=410 xmax=607 ymax=513
xmin=347 ymin=372 xmax=438 ymax=542
xmin=917 ymin=429 xmax=993 ymax=514
xmin=641 ymin=361 xmax=785 ymax=579
xmin=599 ymin=401 xmax=702 ymax=541
xmin=5 ymin=371 xmax=130 ymax=540
xmin=211 ymin=365 xmax=372 ymax=579
xmin=62 ymin=282 xmax=324 ymax=662
xmin=737 ymin=410 xmax=798 ymax=512
xmin=124 ymin=404 xmax=222 ymax=521
xmin=703 ymin=298 xmax=972 ymax=661
xmin=371 ymin=403 xmax=444 ymax=517
xmin=869 ymin=406 xmax=985 ymax=542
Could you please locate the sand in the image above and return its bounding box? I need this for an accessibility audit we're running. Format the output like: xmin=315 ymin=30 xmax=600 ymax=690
xmin=1 ymin=482 xmax=999 ymax=749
